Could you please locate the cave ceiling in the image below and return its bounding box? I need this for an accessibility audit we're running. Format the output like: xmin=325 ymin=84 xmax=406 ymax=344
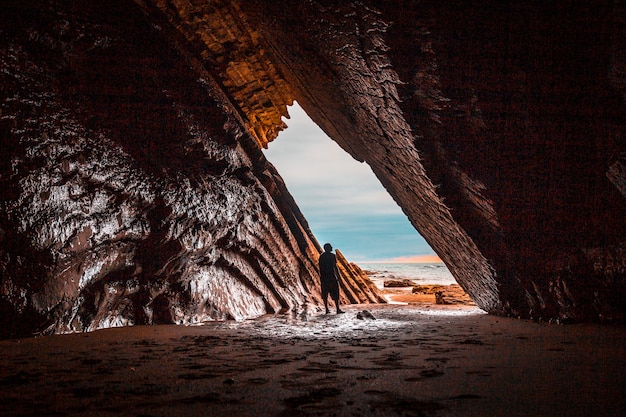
xmin=147 ymin=0 xmax=295 ymax=148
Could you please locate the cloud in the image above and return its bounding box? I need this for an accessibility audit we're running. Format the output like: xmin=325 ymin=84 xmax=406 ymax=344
xmin=264 ymin=102 xmax=434 ymax=262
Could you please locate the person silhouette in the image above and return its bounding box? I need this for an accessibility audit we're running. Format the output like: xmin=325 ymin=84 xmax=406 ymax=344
xmin=318 ymin=243 xmax=345 ymax=314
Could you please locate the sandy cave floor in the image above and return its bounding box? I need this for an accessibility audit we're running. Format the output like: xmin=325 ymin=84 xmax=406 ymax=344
xmin=0 ymin=298 xmax=625 ymax=417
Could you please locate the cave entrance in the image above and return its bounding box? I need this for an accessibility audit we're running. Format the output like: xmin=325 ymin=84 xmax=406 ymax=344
xmin=263 ymin=103 xmax=456 ymax=295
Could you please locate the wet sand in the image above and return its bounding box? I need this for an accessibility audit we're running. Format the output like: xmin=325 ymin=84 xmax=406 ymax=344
xmin=1 ymin=301 xmax=624 ymax=417
xmin=382 ymin=283 xmax=475 ymax=306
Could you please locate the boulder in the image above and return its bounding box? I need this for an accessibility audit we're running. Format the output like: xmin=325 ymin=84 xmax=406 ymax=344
xmin=384 ymin=279 xmax=417 ymax=288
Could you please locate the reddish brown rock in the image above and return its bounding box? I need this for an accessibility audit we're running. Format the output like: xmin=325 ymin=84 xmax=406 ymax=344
xmin=235 ymin=0 xmax=626 ymax=321
xmin=0 ymin=0 xmax=382 ymax=338
xmin=1 ymin=0 xmax=625 ymax=337
xmin=335 ymin=250 xmax=386 ymax=305
xmin=384 ymin=279 xmax=417 ymax=288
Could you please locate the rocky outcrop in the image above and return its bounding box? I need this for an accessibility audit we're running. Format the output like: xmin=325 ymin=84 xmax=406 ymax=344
xmin=0 ymin=0 xmax=382 ymax=338
xmin=142 ymin=0 xmax=294 ymax=149
xmin=384 ymin=280 xmax=417 ymax=288
xmin=335 ymin=250 xmax=386 ymax=304
xmin=234 ymin=0 xmax=626 ymax=321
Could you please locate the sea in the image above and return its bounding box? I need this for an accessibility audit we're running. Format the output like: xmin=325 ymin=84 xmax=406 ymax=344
xmin=357 ymin=263 xmax=456 ymax=289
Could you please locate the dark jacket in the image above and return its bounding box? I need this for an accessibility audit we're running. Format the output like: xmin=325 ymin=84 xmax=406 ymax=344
xmin=319 ymin=251 xmax=339 ymax=286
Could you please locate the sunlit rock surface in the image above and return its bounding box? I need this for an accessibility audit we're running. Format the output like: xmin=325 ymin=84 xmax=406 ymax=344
xmin=0 ymin=1 xmax=382 ymax=338
xmin=335 ymin=250 xmax=386 ymax=305
xmin=145 ymin=0 xmax=294 ymax=149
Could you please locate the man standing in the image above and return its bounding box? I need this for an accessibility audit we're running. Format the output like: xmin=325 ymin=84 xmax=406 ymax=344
xmin=318 ymin=243 xmax=345 ymax=314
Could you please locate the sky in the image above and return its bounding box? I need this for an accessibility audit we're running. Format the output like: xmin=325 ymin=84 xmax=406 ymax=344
xmin=263 ymin=103 xmax=441 ymax=263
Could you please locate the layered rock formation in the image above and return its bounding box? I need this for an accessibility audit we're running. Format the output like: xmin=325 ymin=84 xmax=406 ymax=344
xmin=1 ymin=0 xmax=625 ymax=337
xmin=242 ymin=0 xmax=626 ymax=321
xmin=250 ymin=0 xmax=626 ymax=321
xmin=335 ymin=250 xmax=386 ymax=305
xmin=0 ymin=0 xmax=381 ymax=338
xmin=154 ymin=0 xmax=625 ymax=321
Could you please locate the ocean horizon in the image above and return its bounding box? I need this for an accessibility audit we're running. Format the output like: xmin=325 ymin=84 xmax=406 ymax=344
xmin=358 ymin=262 xmax=456 ymax=288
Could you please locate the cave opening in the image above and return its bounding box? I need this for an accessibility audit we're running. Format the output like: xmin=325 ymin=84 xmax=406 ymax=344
xmin=264 ymin=103 xmax=437 ymax=264
xmin=2 ymin=2 xmax=624 ymax=413
xmin=263 ymin=103 xmax=467 ymax=306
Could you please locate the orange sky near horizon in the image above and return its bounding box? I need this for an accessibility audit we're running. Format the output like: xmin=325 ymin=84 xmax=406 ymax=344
xmin=366 ymin=254 xmax=443 ymax=264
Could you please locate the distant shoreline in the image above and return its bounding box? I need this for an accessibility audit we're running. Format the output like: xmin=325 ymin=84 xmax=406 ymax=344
xmin=380 ymin=283 xmax=475 ymax=306
xmin=360 ymin=262 xmax=455 ymax=285
xmin=357 ymin=261 xmax=445 ymax=265
xmin=358 ymin=263 xmax=474 ymax=306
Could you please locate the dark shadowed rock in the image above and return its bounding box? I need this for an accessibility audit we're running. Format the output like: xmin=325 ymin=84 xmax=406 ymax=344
xmin=355 ymin=309 xmax=376 ymax=320
xmin=1 ymin=0 xmax=625 ymax=336
xmin=235 ymin=0 xmax=626 ymax=321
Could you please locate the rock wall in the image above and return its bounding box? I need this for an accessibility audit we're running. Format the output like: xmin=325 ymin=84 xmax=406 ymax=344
xmin=336 ymin=250 xmax=386 ymax=305
xmin=144 ymin=0 xmax=294 ymax=149
xmin=0 ymin=0 xmax=382 ymax=338
xmin=2 ymin=0 xmax=625 ymax=332
xmin=235 ymin=0 xmax=625 ymax=321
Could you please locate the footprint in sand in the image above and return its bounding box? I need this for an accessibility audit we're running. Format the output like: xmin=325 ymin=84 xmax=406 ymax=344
xmin=283 ymin=386 xmax=343 ymax=410
xmin=364 ymin=390 xmax=446 ymax=415
xmin=405 ymin=369 xmax=445 ymax=381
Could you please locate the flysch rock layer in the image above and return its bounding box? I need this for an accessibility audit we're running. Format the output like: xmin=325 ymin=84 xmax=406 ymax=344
xmin=0 ymin=1 xmax=382 ymax=338
xmin=234 ymin=0 xmax=626 ymax=321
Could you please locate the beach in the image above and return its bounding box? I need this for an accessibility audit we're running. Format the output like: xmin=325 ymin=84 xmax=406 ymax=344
xmin=1 ymin=299 xmax=624 ymax=416
xmin=362 ymin=263 xmax=475 ymax=306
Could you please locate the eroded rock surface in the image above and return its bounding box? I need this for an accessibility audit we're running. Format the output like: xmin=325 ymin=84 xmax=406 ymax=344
xmin=2 ymin=0 xmax=625 ymax=334
xmin=235 ymin=0 xmax=626 ymax=321
xmin=0 ymin=0 xmax=381 ymax=338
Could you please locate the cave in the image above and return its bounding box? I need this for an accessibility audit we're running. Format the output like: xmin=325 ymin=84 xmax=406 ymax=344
xmin=2 ymin=0 xmax=624 ymax=337
xmin=1 ymin=1 xmax=625 ymax=415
